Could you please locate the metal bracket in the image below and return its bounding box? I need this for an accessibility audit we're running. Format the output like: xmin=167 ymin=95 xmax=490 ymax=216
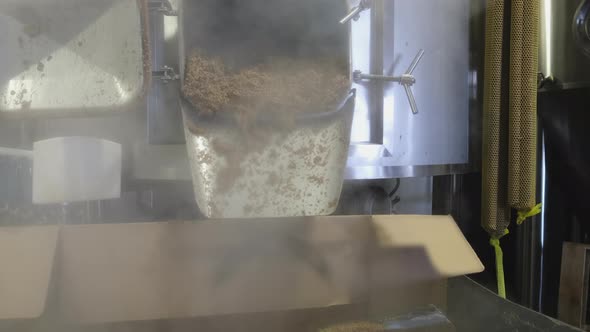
xmin=152 ymin=66 xmax=179 ymax=83
xmin=148 ymin=0 xmax=178 ymax=16
xmin=353 ymin=49 xmax=425 ymax=114
xmin=340 ymin=0 xmax=371 ymax=24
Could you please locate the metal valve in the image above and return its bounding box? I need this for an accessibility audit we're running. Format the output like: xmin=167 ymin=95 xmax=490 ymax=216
xmin=340 ymin=0 xmax=371 ymax=24
xmin=353 ymin=49 xmax=425 ymax=114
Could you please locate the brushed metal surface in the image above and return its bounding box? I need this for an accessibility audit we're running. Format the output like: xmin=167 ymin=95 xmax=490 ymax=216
xmin=347 ymin=0 xmax=471 ymax=179
xmin=344 ymin=163 xmax=475 ymax=180
xmin=147 ymin=0 xmax=184 ymax=144
xmin=383 ymin=0 xmax=470 ymax=165
xmin=0 ymin=0 xmax=148 ymax=115
xmin=539 ymin=0 xmax=590 ymax=89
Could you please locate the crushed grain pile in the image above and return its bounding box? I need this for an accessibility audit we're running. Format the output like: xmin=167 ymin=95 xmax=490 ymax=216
xmin=182 ymin=53 xmax=349 ymax=121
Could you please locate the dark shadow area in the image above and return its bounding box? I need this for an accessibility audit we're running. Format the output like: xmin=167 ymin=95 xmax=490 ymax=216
xmin=538 ymin=87 xmax=590 ymax=317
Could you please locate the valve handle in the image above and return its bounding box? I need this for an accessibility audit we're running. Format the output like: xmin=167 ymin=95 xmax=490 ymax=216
xmin=401 ymin=49 xmax=424 ymax=114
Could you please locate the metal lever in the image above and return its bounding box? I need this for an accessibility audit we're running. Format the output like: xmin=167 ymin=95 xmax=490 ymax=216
xmin=405 ymin=49 xmax=425 ymax=76
xmin=401 ymin=49 xmax=424 ymax=114
xmin=353 ymin=49 xmax=425 ymax=114
xmin=340 ymin=0 xmax=371 ymax=24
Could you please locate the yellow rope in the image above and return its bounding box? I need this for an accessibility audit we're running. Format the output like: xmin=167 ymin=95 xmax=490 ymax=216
xmin=516 ymin=203 xmax=542 ymax=225
xmin=489 ymin=229 xmax=509 ymax=299
xmin=489 ymin=203 xmax=540 ymax=299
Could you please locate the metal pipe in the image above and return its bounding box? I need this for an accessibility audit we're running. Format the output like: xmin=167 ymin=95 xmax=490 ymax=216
xmin=403 ymin=84 xmax=419 ymax=115
xmin=340 ymin=6 xmax=364 ymax=24
xmin=406 ymin=49 xmax=425 ymax=75
xmin=356 ymin=72 xmax=402 ymax=82
xmin=369 ymin=0 xmax=384 ymax=143
xmin=340 ymin=0 xmax=371 ymax=24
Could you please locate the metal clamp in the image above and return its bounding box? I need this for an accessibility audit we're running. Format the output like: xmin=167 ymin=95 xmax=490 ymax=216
xmin=340 ymin=0 xmax=371 ymax=24
xmin=152 ymin=66 xmax=179 ymax=83
xmin=353 ymin=49 xmax=425 ymax=114
xmin=148 ymin=0 xmax=178 ymax=16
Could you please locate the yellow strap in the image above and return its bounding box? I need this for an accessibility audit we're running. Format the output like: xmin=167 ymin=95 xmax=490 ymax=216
xmin=488 ymin=204 xmax=541 ymax=299
xmin=489 ymin=229 xmax=509 ymax=299
xmin=516 ymin=203 xmax=542 ymax=225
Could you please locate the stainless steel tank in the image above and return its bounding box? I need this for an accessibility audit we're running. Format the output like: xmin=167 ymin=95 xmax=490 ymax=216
xmin=178 ymin=0 xmax=356 ymax=218
xmin=344 ymin=0 xmax=474 ymax=179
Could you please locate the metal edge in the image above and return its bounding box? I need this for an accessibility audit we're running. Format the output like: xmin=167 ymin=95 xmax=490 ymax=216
xmin=0 ymin=147 xmax=33 ymax=159
xmin=181 ymin=90 xmax=357 ymax=135
xmin=138 ymin=0 xmax=152 ymax=98
xmin=344 ymin=163 xmax=477 ymax=180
